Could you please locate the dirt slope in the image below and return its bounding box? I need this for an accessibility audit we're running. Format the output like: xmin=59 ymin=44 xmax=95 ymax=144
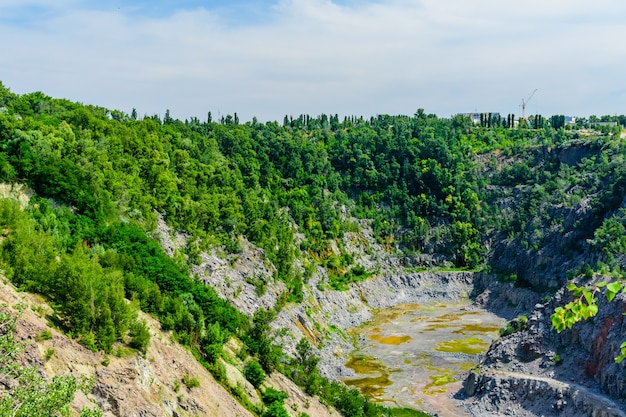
xmin=0 ymin=280 xmax=337 ymax=417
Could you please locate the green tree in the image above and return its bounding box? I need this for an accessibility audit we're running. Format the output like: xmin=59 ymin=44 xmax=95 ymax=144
xmin=261 ymin=387 xmax=288 ymax=406
xmin=128 ymin=320 xmax=150 ymax=355
xmin=245 ymin=308 xmax=282 ymax=373
xmin=290 ymin=338 xmax=322 ymax=395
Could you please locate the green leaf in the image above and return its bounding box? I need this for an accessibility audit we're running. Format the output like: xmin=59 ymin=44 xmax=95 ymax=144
xmin=566 ymin=283 xmax=577 ymax=291
xmin=607 ymin=290 xmax=616 ymax=303
xmin=606 ymin=282 xmax=621 ymax=294
xmin=588 ymin=304 xmax=598 ymax=316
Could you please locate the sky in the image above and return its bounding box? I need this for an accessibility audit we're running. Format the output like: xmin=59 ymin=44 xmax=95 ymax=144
xmin=1 ymin=0 xmax=625 ymax=122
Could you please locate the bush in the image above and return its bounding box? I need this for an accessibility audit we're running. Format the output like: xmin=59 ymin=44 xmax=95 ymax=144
xmin=262 ymin=402 xmax=289 ymax=417
xmin=128 ymin=320 xmax=150 ymax=355
xmin=244 ymin=360 xmax=265 ymax=388
xmin=182 ymin=374 xmax=200 ymax=389
xmin=499 ymin=315 xmax=528 ymax=337
xmin=209 ymin=360 xmax=227 ymax=383
xmin=44 ymin=348 xmax=55 ymax=361
xmin=35 ymin=329 xmax=52 ymax=342
xmin=262 ymin=387 xmax=288 ymax=406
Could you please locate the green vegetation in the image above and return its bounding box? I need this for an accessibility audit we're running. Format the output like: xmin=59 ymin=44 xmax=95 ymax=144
xmin=434 ymin=337 xmax=490 ymax=355
xmin=44 ymin=347 xmax=55 ymax=361
xmin=244 ymin=360 xmax=266 ymax=388
xmin=385 ymin=409 xmax=431 ymax=417
xmin=551 ymin=280 xmax=626 ymax=363
xmin=182 ymin=374 xmax=200 ymax=389
xmin=261 ymin=387 xmax=290 ymax=417
xmin=2 ymin=80 xmax=626 ymax=414
xmin=35 ymin=329 xmax=52 ymax=341
xmin=499 ymin=315 xmax=528 ymax=337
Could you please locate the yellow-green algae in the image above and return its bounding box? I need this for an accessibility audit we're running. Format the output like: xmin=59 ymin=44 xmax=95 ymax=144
xmin=366 ymin=303 xmax=422 ymax=327
xmin=343 ymin=355 xmax=392 ymax=398
xmin=434 ymin=337 xmax=490 ymax=354
xmin=368 ymin=333 xmax=413 ymax=345
xmin=411 ymin=310 xmax=480 ymax=324
xmin=459 ymin=362 xmax=476 ymax=371
xmin=451 ymin=323 xmax=502 ymax=335
xmin=418 ymin=312 xmax=500 ymax=334
xmin=345 ymin=301 xmax=505 ymax=408
xmin=423 ymin=373 xmax=458 ymax=395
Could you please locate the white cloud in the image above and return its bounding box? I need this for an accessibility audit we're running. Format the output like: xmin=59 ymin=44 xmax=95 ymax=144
xmin=1 ymin=0 xmax=626 ymax=121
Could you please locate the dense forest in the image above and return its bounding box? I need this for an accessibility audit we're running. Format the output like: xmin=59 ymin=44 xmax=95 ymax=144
xmin=0 ymin=81 xmax=625 ymax=416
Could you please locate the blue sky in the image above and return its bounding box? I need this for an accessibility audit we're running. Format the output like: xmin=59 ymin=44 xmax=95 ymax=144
xmin=1 ymin=0 xmax=625 ymax=122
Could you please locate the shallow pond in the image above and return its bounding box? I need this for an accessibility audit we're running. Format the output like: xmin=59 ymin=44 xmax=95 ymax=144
xmin=343 ymin=302 xmax=506 ymax=417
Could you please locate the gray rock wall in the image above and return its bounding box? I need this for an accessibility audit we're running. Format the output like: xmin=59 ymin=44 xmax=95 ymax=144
xmin=464 ymin=288 xmax=626 ymax=416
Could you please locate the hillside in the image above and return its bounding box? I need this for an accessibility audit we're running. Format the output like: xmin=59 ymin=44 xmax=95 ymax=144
xmin=0 ymin=82 xmax=625 ymax=416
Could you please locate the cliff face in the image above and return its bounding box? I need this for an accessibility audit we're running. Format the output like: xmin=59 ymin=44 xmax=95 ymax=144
xmin=485 ymin=142 xmax=607 ymax=290
xmin=459 ymin=141 xmax=626 ymax=415
xmin=463 ymin=289 xmax=626 ymax=417
xmin=0 ymin=281 xmax=253 ymax=417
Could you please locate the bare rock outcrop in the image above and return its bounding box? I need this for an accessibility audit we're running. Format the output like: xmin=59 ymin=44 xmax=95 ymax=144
xmin=463 ymin=287 xmax=626 ymax=417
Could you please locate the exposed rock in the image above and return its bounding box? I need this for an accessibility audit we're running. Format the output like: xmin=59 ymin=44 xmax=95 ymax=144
xmin=463 ymin=287 xmax=626 ymax=417
xmin=472 ymin=274 xmax=541 ymax=320
xmin=154 ymin=215 xmax=189 ymax=257
xmin=273 ymin=270 xmax=476 ymax=380
xmin=192 ymin=239 xmax=283 ymax=317
xmin=463 ymin=371 xmax=625 ymax=417
xmin=0 ymin=183 xmax=32 ymax=208
xmin=156 ymin=207 xmax=626 ymax=417
xmin=556 ymin=142 xmax=601 ymax=166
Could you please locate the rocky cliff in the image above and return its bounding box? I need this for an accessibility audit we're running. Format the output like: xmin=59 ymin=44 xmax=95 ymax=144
xmin=463 ymin=285 xmax=626 ymax=417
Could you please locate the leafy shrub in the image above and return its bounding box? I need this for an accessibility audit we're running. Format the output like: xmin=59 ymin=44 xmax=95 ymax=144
xmin=244 ymin=360 xmax=265 ymax=388
xmin=35 ymin=329 xmax=52 ymax=342
xmin=499 ymin=315 xmax=528 ymax=337
xmin=262 ymin=387 xmax=288 ymax=406
xmin=128 ymin=320 xmax=150 ymax=355
xmin=262 ymin=402 xmax=289 ymax=417
xmin=209 ymin=360 xmax=227 ymax=383
xmin=182 ymin=374 xmax=200 ymax=389
xmin=44 ymin=348 xmax=55 ymax=361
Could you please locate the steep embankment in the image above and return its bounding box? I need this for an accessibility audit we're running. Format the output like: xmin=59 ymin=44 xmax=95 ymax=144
xmin=484 ymin=141 xmax=604 ymax=290
xmin=0 ymin=279 xmax=340 ymax=417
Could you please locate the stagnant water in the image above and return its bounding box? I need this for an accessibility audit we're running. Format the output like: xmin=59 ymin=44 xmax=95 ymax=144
xmin=343 ymin=302 xmax=506 ymax=417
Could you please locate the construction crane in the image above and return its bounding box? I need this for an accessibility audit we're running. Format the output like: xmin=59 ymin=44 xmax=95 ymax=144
xmin=520 ymin=89 xmax=537 ymax=120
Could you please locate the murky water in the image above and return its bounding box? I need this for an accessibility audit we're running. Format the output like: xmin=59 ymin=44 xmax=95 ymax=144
xmin=343 ymin=302 xmax=506 ymax=417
